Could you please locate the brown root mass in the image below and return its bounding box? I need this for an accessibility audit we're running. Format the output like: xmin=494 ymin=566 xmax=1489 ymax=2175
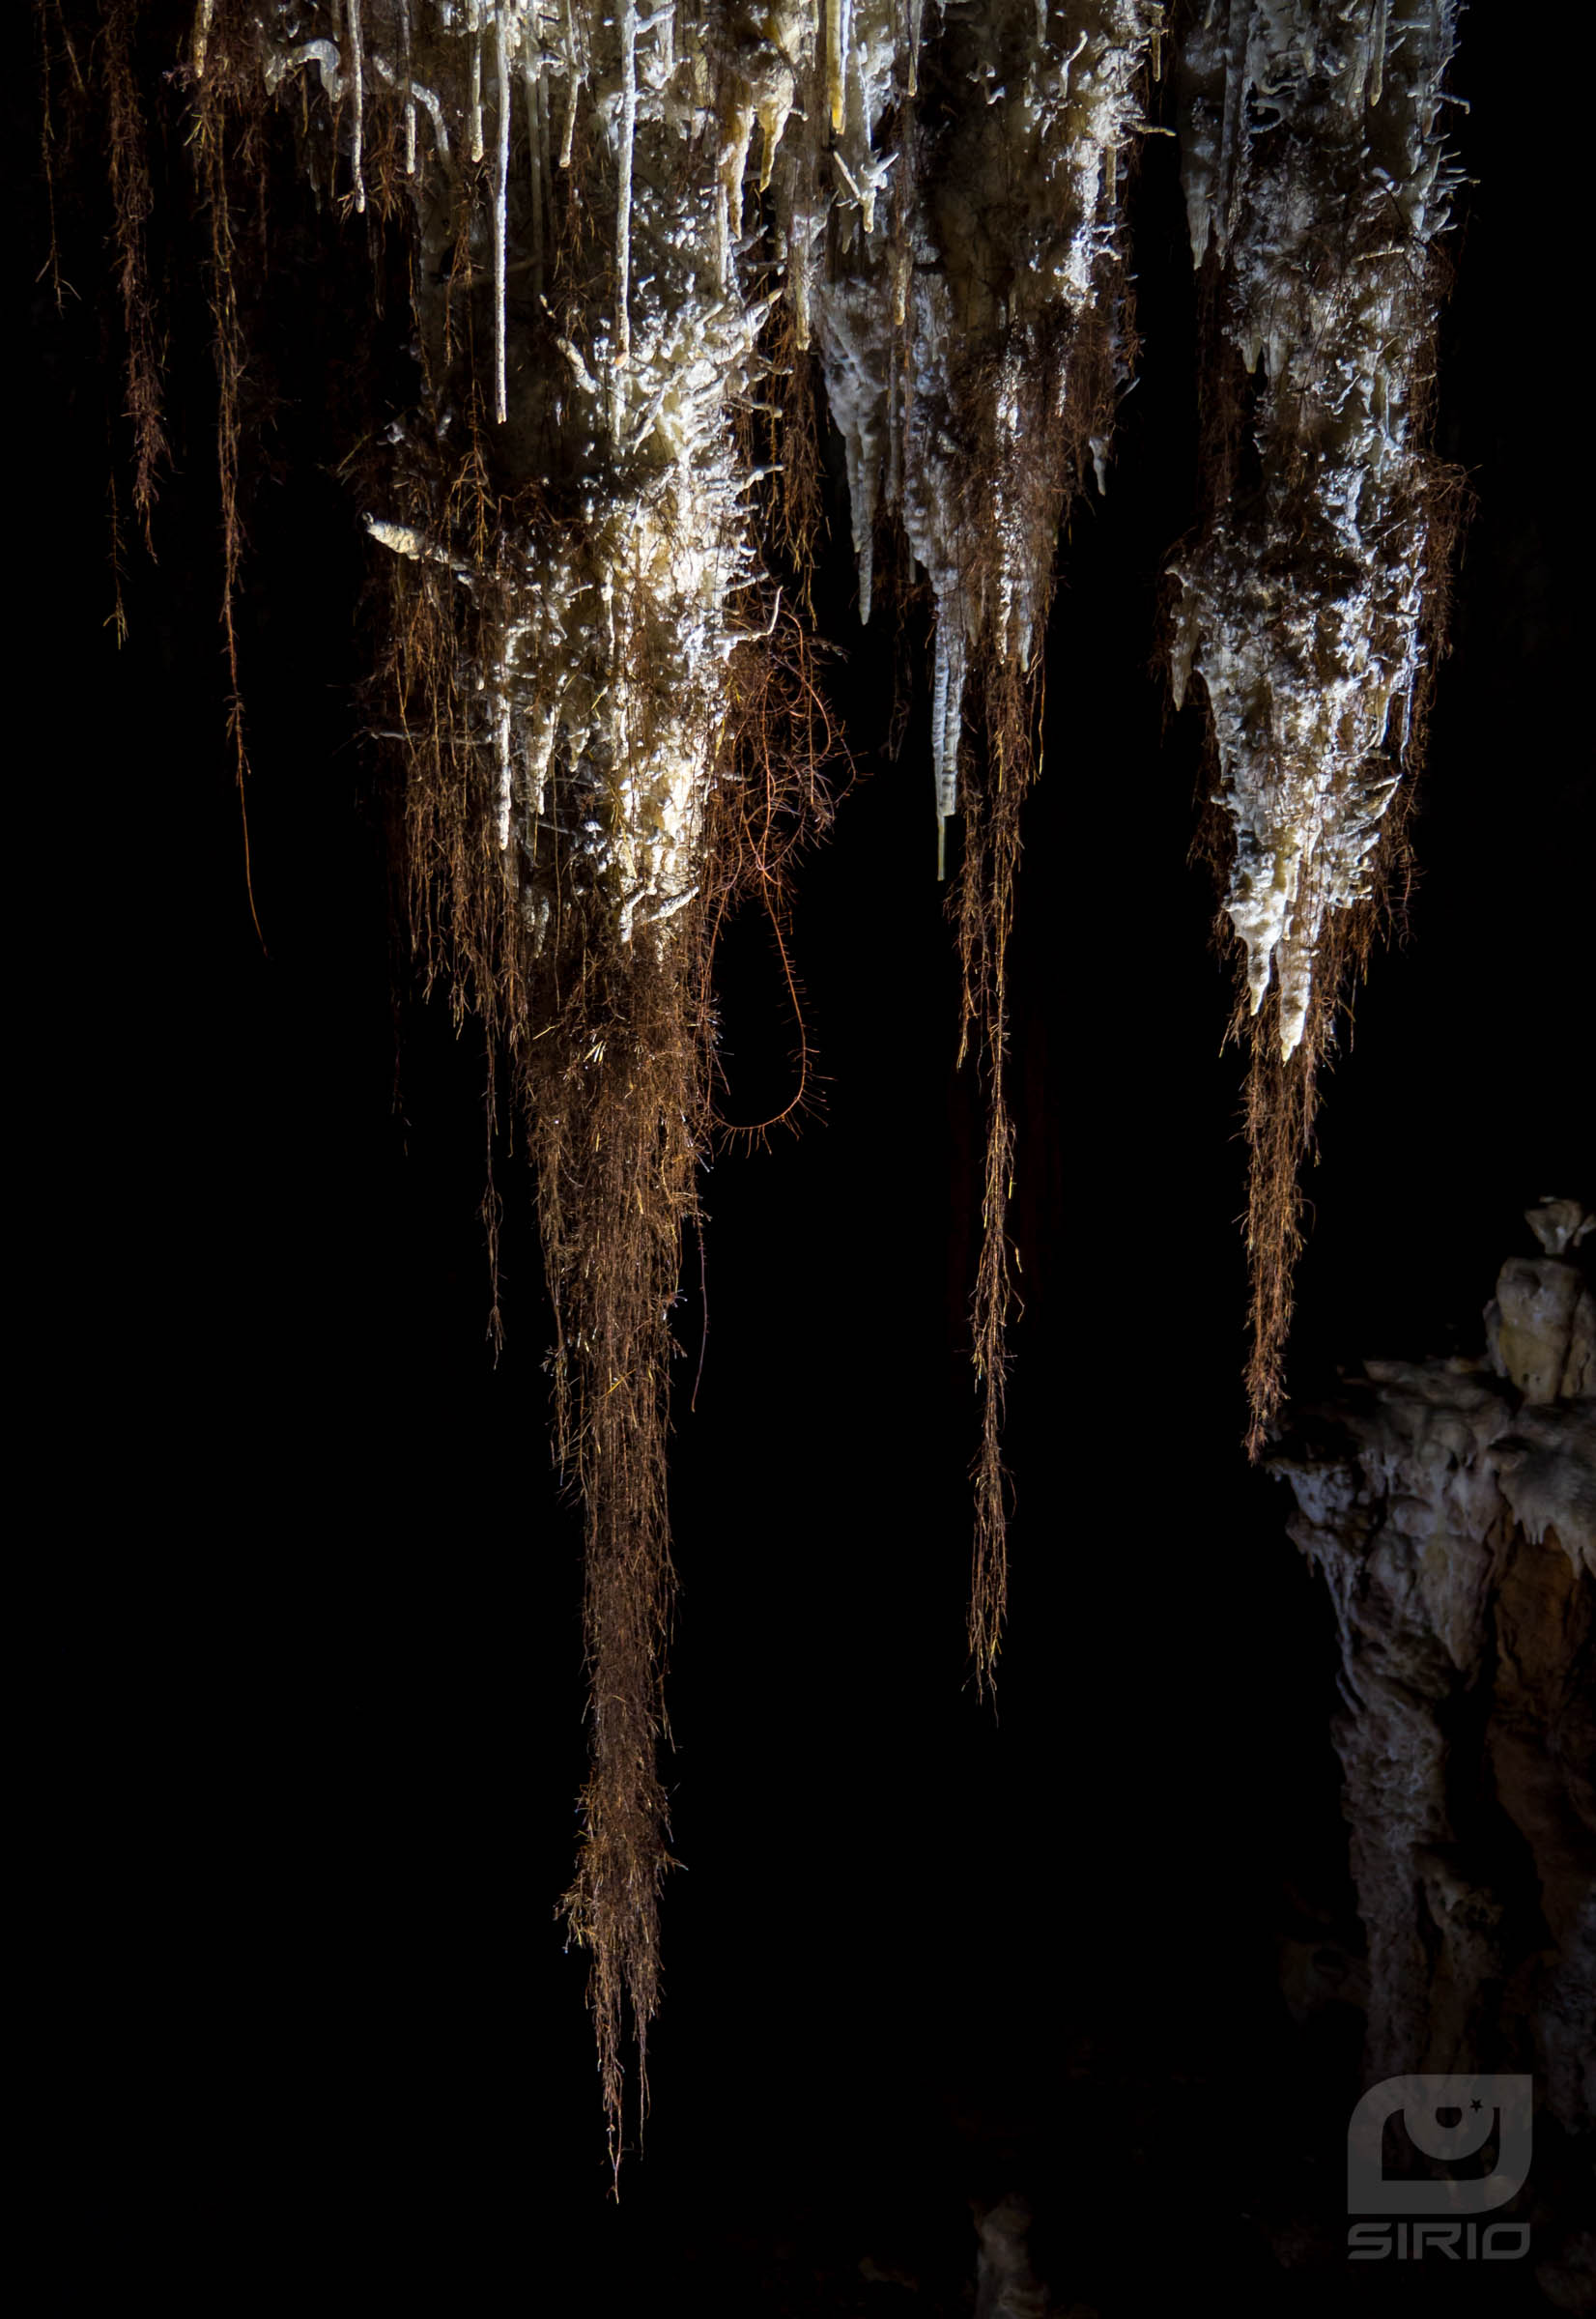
xmin=954 ymin=289 xmax=1129 ymax=1693
xmin=1180 ymin=251 xmax=1467 ymax=1457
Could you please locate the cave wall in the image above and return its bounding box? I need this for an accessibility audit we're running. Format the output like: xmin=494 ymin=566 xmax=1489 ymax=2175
xmin=1272 ymin=1198 xmax=1594 ymax=2295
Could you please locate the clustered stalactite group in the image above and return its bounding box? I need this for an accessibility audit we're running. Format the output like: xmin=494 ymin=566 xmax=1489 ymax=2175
xmin=63 ymin=0 xmax=1464 ymax=2169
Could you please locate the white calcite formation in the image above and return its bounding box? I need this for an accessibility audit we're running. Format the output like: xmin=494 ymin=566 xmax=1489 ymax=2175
xmin=255 ymin=2 xmax=776 ymax=947
xmin=803 ymin=2 xmax=1163 ymax=869
xmin=1169 ymin=1 xmax=1461 ymax=1057
xmin=974 ymin=2191 xmax=1049 ymax=2319
xmin=1271 ymin=1203 xmax=1595 ymax=2149
xmin=239 ymin=2 xmax=1167 ymax=933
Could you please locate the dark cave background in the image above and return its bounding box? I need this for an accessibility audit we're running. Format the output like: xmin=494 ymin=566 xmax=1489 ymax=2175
xmin=26 ymin=13 xmax=1587 ymax=2310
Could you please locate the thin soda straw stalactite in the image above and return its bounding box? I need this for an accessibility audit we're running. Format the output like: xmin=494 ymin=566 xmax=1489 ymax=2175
xmin=347 ymin=0 xmax=365 ymax=209
xmin=614 ymin=0 xmax=635 ymax=368
xmin=492 ymin=2 xmax=509 ymax=420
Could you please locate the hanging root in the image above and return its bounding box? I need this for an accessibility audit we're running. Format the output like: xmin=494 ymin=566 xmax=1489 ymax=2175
xmin=1239 ymin=988 xmax=1321 ymax=1459
xmin=190 ymin=17 xmax=266 ymax=946
xmin=544 ymin=940 xmax=696 ymax=2186
xmin=948 ymin=283 xmax=1125 ymax=1691
xmin=955 ymin=658 xmax=1035 ymax=1698
xmin=102 ymin=0 xmax=167 ymax=547
xmin=549 ymin=608 xmax=839 ymax=2180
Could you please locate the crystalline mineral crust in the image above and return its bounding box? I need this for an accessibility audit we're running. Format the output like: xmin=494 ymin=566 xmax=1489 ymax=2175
xmin=1170 ymin=0 xmax=1461 ymax=1058
xmin=255 ymin=2 xmax=777 ymax=951
xmin=243 ymin=2 xmax=1169 ymax=936
xmin=809 ymin=1 xmax=1163 ymax=849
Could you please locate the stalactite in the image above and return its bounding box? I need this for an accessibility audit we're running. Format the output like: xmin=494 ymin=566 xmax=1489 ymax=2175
xmin=398 ymin=0 xmax=415 ymax=172
xmin=487 ymin=14 xmax=504 ymax=420
xmin=232 ymin=0 xmax=790 ymax=2174
xmin=521 ymin=43 xmax=542 ymax=290
xmin=467 ymin=0 xmax=483 ymax=161
xmin=614 ymin=0 xmax=637 ymax=366
xmin=347 ymin=0 xmax=365 ymax=209
xmin=1170 ymin=0 xmax=1464 ymax=1449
